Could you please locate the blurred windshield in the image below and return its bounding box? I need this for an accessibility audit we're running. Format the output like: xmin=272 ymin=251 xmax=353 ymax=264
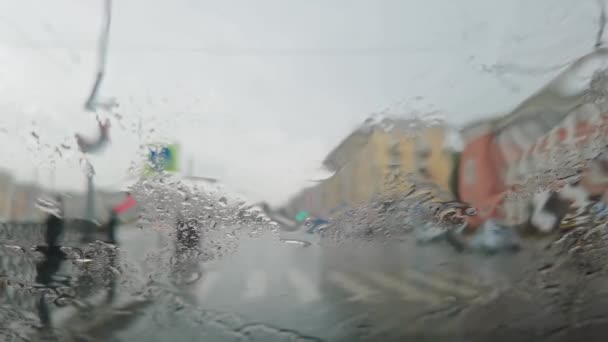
xmin=3 ymin=1 xmax=608 ymax=341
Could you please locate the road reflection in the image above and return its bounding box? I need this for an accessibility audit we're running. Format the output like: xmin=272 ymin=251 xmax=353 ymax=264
xmin=2 ymin=203 xmax=608 ymax=341
xmin=0 ymin=209 xmax=154 ymax=341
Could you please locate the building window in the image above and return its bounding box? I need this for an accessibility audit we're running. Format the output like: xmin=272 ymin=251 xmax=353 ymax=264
xmin=418 ymin=166 xmax=431 ymax=178
xmin=389 ymin=141 xmax=401 ymax=168
xmin=415 ymin=137 xmax=432 ymax=161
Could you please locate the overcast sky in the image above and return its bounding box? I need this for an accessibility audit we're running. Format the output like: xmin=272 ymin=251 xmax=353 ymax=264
xmin=0 ymin=0 xmax=603 ymax=205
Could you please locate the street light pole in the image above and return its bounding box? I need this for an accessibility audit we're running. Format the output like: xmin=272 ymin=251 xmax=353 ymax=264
xmin=82 ymin=160 xmax=96 ymax=242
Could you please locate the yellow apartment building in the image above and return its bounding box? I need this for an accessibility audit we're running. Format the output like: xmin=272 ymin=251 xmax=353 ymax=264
xmin=284 ymin=118 xmax=457 ymax=218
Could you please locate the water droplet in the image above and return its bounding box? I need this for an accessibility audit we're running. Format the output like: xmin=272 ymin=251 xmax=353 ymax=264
xmin=3 ymin=245 xmax=26 ymax=253
xmin=279 ymin=239 xmax=311 ymax=247
xmin=35 ymin=196 xmax=62 ymax=217
xmin=54 ymin=295 xmax=73 ymax=307
xmin=74 ymin=258 xmax=93 ymax=263
xmin=54 ymin=146 xmax=63 ymax=158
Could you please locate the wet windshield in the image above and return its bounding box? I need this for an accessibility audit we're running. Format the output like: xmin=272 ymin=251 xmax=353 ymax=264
xmin=3 ymin=1 xmax=608 ymax=341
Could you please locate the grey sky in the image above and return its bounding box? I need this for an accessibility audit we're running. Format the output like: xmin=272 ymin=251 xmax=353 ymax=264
xmin=0 ymin=0 xmax=603 ymax=205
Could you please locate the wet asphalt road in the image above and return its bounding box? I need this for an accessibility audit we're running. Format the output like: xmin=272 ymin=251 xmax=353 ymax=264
xmin=111 ymin=226 xmax=524 ymax=341
xmin=115 ymin=224 xmax=608 ymax=342
xmin=5 ymin=222 xmax=608 ymax=341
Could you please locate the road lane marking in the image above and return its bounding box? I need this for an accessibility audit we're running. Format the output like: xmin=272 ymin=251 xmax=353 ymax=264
xmin=402 ymin=269 xmax=479 ymax=298
xmin=286 ymin=268 xmax=321 ymax=304
xmin=195 ymin=270 xmax=221 ymax=301
xmin=243 ymin=269 xmax=267 ymax=301
xmin=327 ymin=271 xmax=379 ymax=302
xmin=432 ymin=268 xmax=484 ymax=285
xmin=442 ymin=267 xmax=508 ymax=289
xmin=363 ymin=271 xmax=441 ymax=306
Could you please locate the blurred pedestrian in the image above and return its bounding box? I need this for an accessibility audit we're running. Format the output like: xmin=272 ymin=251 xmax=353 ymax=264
xmin=45 ymin=195 xmax=64 ymax=251
xmin=104 ymin=192 xmax=137 ymax=245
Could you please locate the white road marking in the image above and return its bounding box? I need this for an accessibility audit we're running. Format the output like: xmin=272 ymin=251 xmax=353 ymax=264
xmin=195 ymin=270 xmax=221 ymax=301
xmin=327 ymin=271 xmax=379 ymax=302
xmin=437 ymin=267 xmax=510 ymax=294
xmin=243 ymin=269 xmax=268 ymax=301
xmin=286 ymin=268 xmax=321 ymax=304
xmin=434 ymin=268 xmax=483 ymax=284
xmin=364 ymin=271 xmax=441 ymax=306
xmin=402 ymin=269 xmax=479 ymax=298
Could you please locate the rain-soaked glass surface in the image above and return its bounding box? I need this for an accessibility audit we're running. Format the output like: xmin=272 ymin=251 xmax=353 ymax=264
xmin=5 ymin=1 xmax=608 ymax=341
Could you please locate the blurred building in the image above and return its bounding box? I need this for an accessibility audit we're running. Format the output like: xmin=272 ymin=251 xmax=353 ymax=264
xmin=11 ymin=182 xmax=44 ymax=222
xmin=0 ymin=168 xmax=137 ymax=223
xmin=0 ymin=169 xmax=14 ymax=220
xmin=458 ymin=48 xmax=608 ymax=229
xmin=283 ymin=118 xmax=457 ymax=218
xmin=458 ymin=118 xmax=507 ymax=228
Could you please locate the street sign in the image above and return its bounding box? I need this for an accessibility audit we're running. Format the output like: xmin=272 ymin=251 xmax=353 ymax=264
xmin=144 ymin=143 xmax=179 ymax=176
xmin=295 ymin=211 xmax=309 ymax=223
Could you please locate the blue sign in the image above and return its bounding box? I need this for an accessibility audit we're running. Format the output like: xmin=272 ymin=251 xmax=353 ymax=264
xmin=146 ymin=144 xmax=178 ymax=175
xmin=149 ymin=147 xmax=170 ymax=169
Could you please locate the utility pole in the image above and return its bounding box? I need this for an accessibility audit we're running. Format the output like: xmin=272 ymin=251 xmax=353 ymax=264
xmin=86 ymin=171 xmax=95 ymax=222
xmin=81 ymin=160 xmax=96 ymax=242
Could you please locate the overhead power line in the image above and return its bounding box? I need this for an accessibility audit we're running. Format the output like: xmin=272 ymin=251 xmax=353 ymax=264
xmin=1 ymin=41 xmax=467 ymax=56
